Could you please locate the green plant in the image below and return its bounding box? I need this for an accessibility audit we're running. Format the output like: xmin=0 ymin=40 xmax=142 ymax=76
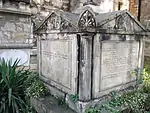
xmin=26 ymin=79 xmax=49 ymax=98
xmin=85 ymin=108 xmax=100 ymax=113
xmin=26 ymin=72 xmax=49 ymax=98
xmin=132 ymin=68 xmax=143 ymax=87
xmin=0 ymin=58 xmax=32 ymax=113
xmin=99 ymin=91 xmax=122 ymax=113
xmin=86 ymin=88 xmax=150 ymax=113
xmin=120 ymin=90 xmax=148 ymax=113
xmin=142 ymin=68 xmax=150 ymax=93
xmin=85 ymin=91 xmax=121 ymax=113
xmin=109 ymin=91 xmax=121 ymax=107
xmin=69 ymin=94 xmax=79 ymax=103
xmin=144 ymin=56 xmax=150 ymax=74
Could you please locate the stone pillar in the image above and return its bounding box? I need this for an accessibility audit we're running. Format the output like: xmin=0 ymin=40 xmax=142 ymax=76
xmin=0 ymin=0 xmax=2 ymax=7
xmin=138 ymin=36 xmax=145 ymax=78
xmin=78 ymin=34 xmax=94 ymax=101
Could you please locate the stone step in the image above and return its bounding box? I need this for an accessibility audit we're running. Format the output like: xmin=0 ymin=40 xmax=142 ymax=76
xmin=31 ymin=96 xmax=77 ymax=113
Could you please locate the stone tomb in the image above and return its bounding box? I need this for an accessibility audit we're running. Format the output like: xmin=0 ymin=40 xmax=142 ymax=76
xmin=35 ymin=7 xmax=146 ymax=113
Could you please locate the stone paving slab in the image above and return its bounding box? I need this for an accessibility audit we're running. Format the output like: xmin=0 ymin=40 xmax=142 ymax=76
xmin=31 ymin=96 xmax=77 ymax=113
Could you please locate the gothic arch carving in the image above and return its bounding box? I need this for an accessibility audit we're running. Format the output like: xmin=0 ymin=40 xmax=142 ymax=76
xmin=78 ymin=10 xmax=96 ymax=29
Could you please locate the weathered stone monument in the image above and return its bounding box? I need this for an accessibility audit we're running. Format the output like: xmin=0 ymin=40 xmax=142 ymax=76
xmin=34 ymin=3 xmax=147 ymax=112
xmin=0 ymin=0 xmax=147 ymax=113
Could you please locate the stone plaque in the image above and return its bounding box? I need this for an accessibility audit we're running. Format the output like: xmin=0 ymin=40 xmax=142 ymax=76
xmin=41 ymin=36 xmax=77 ymax=94
xmin=100 ymin=41 xmax=139 ymax=91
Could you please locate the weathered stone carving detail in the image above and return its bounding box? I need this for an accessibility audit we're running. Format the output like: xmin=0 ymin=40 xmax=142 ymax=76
xmin=38 ymin=13 xmax=61 ymax=32
xmin=37 ymin=13 xmax=77 ymax=32
xmin=47 ymin=13 xmax=61 ymax=30
xmin=60 ymin=18 xmax=69 ymax=30
xmin=114 ymin=15 xmax=124 ymax=29
xmin=78 ymin=10 xmax=96 ymax=29
xmin=60 ymin=18 xmax=77 ymax=31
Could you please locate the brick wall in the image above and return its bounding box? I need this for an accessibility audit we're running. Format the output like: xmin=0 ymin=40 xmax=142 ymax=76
xmin=129 ymin=0 xmax=150 ymax=30
xmin=140 ymin=0 xmax=150 ymax=30
xmin=140 ymin=0 xmax=150 ymax=55
xmin=141 ymin=0 xmax=150 ymax=21
xmin=129 ymin=0 xmax=150 ymax=56
xmin=129 ymin=0 xmax=138 ymax=18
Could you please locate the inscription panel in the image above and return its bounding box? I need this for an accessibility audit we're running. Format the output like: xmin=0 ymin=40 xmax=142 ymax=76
xmin=41 ymin=36 xmax=77 ymax=94
xmin=100 ymin=41 xmax=139 ymax=91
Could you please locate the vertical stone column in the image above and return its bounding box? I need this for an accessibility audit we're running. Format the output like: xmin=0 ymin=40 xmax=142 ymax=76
xmin=138 ymin=36 xmax=145 ymax=78
xmin=78 ymin=34 xmax=94 ymax=101
xmin=0 ymin=0 xmax=2 ymax=7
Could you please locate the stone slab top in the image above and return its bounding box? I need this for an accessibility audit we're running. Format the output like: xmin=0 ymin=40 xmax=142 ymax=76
xmin=0 ymin=44 xmax=34 ymax=49
xmin=0 ymin=7 xmax=31 ymax=16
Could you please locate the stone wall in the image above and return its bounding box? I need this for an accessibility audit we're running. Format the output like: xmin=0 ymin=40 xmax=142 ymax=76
xmin=140 ymin=1 xmax=150 ymax=58
xmin=139 ymin=0 xmax=150 ymax=56
xmin=129 ymin=0 xmax=150 ymax=57
xmin=68 ymin=0 xmax=129 ymax=12
xmin=0 ymin=11 xmax=31 ymax=44
xmin=31 ymin=0 xmax=131 ymax=29
xmin=140 ymin=0 xmax=150 ymax=31
xmin=32 ymin=0 xmax=129 ymax=13
xmin=145 ymin=41 xmax=150 ymax=57
xmin=0 ymin=2 xmax=37 ymax=70
xmin=129 ymin=0 xmax=150 ymax=29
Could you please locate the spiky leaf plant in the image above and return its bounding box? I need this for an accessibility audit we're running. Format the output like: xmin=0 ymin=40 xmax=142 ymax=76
xmin=0 ymin=58 xmax=32 ymax=113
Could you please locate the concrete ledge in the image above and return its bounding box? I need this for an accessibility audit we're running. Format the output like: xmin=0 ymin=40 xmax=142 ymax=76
xmin=0 ymin=7 xmax=31 ymax=15
xmin=0 ymin=44 xmax=34 ymax=49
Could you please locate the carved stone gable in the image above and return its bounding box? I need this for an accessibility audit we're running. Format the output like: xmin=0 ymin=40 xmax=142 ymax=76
xmin=78 ymin=10 xmax=96 ymax=29
xmin=36 ymin=12 xmax=78 ymax=33
xmin=47 ymin=13 xmax=61 ymax=30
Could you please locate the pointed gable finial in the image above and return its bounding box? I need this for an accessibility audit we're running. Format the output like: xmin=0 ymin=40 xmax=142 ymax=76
xmin=83 ymin=0 xmax=97 ymax=6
